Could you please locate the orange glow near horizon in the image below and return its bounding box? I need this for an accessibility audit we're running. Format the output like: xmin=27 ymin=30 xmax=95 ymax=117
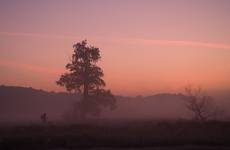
xmin=0 ymin=0 xmax=230 ymax=96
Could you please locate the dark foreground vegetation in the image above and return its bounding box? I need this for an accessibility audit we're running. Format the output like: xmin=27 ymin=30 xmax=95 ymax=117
xmin=1 ymin=120 xmax=230 ymax=150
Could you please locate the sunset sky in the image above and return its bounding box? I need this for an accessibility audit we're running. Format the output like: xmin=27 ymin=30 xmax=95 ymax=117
xmin=0 ymin=0 xmax=230 ymax=96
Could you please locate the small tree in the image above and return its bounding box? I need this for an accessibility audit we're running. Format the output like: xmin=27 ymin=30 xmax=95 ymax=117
xmin=40 ymin=113 xmax=48 ymax=124
xmin=184 ymin=85 xmax=217 ymax=121
xmin=57 ymin=40 xmax=116 ymax=119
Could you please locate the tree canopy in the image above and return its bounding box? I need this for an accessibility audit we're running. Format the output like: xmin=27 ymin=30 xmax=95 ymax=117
xmin=57 ymin=40 xmax=116 ymax=118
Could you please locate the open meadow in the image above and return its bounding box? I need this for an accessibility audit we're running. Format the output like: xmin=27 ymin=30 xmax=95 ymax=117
xmin=1 ymin=120 xmax=230 ymax=150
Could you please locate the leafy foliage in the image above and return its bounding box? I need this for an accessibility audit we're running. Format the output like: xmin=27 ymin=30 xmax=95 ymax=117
xmin=57 ymin=40 xmax=116 ymax=118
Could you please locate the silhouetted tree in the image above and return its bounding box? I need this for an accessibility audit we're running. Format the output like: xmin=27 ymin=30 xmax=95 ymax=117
xmin=183 ymin=86 xmax=217 ymax=121
xmin=57 ymin=40 xmax=116 ymax=119
xmin=41 ymin=113 xmax=47 ymax=124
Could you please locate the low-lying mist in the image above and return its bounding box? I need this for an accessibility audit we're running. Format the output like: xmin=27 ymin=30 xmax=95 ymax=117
xmin=0 ymin=85 xmax=230 ymax=124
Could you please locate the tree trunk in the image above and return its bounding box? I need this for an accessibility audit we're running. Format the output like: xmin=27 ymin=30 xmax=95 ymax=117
xmin=80 ymin=82 xmax=89 ymax=121
xmin=83 ymin=83 xmax=89 ymax=99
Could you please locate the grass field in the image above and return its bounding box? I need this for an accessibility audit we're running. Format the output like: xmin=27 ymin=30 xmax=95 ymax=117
xmin=0 ymin=120 xmax=230 ymax=150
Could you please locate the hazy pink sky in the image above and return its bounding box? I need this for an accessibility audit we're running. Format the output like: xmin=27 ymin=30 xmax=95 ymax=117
xmin=0 ymin=0 xmax=230 ymax=96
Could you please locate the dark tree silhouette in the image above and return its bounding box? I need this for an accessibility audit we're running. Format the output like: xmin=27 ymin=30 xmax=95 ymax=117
xmin=183 ymin=86 xmax=217 ymax=121
xmin=40 ymin=113 xmax=48 ymax=124
xmin=57 ymin=40 xmax=116 ymax=119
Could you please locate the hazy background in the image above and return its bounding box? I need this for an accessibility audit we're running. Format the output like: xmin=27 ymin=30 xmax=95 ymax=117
xmin=0 ymin=0 xmax=230 ymax=96
xmin=0 ymin=86 xmax=229 ymax=123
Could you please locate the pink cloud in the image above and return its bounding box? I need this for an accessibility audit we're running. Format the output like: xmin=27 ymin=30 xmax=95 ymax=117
xmin=117 ymin=38 xmax=230 ymax=49
xmin=1 ymin=31 xmax=230 ymax=49
xmin=0 ymin=59 xmax=62 ymax=75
